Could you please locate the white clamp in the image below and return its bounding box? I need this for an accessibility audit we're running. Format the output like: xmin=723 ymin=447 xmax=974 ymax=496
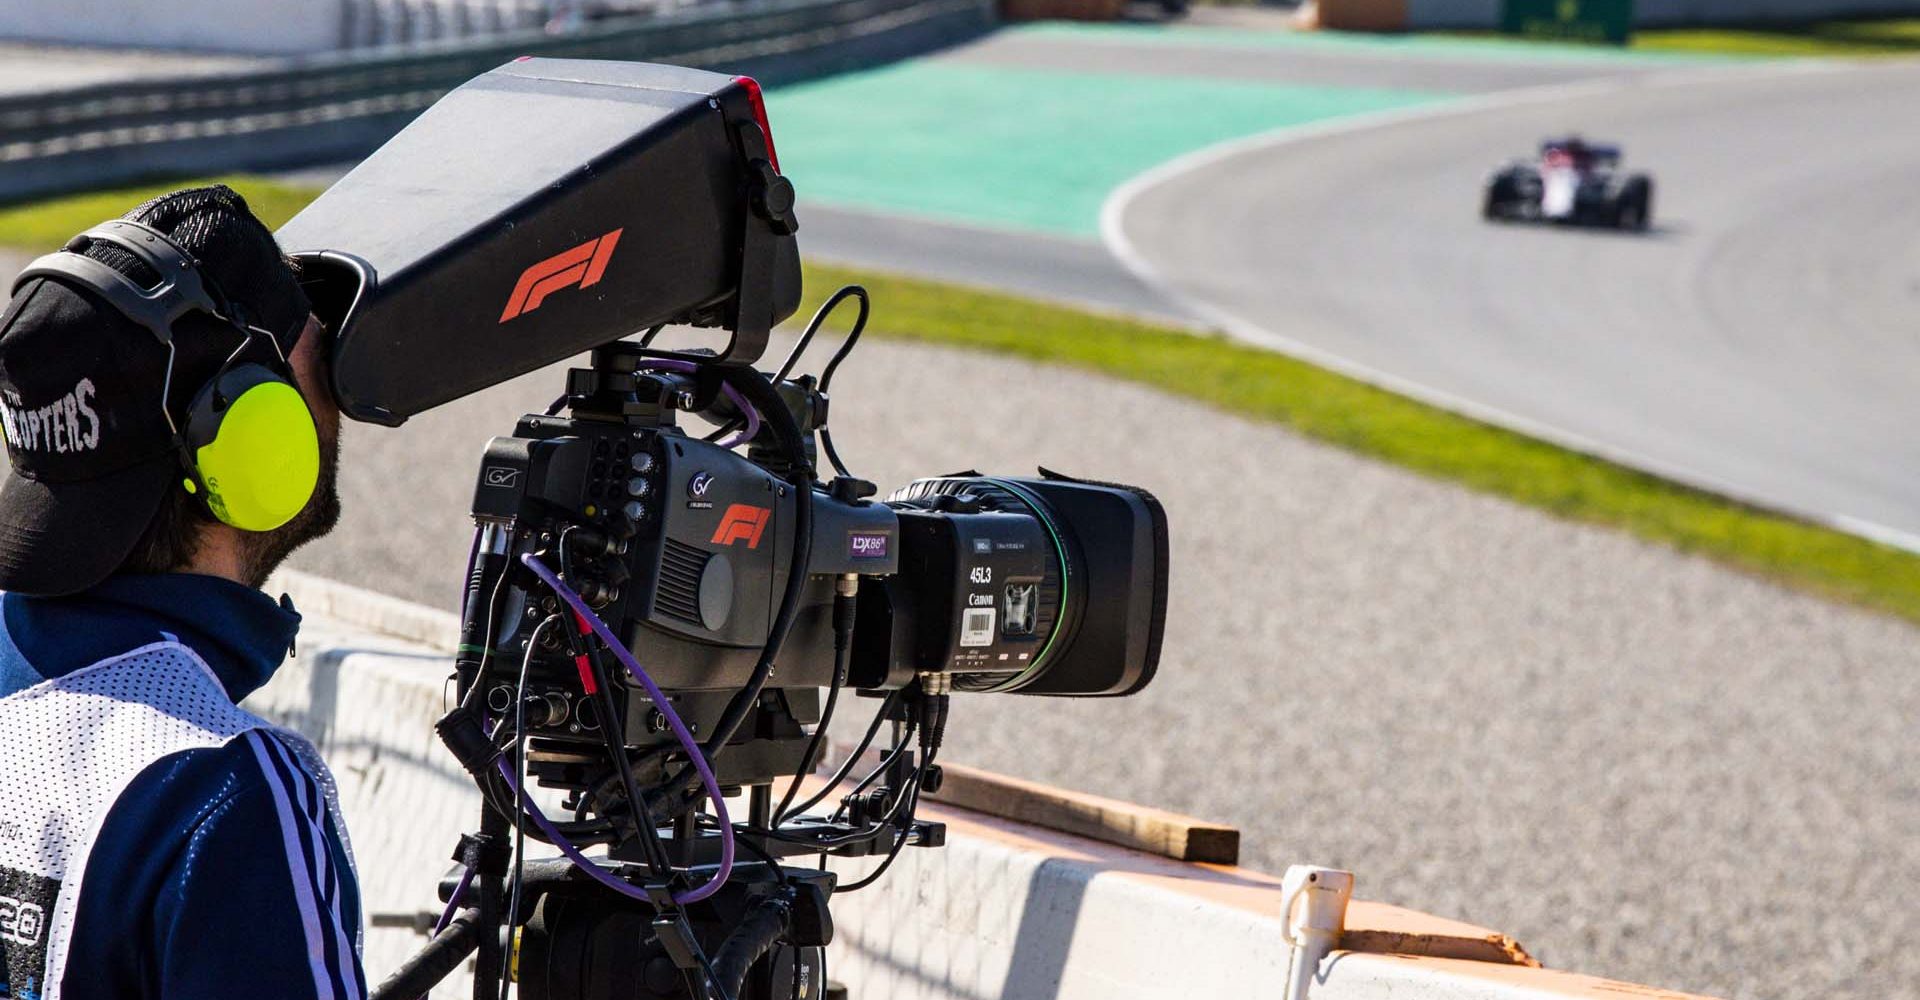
xmin=1280 ymin=865 xmax=1354 ymax=1000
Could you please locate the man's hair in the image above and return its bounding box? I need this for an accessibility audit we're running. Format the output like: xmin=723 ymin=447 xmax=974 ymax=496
xmin=96 ymin=185 xmax=311 ymax=576
xmin=120 ymin=488 xmax=206 ymax=575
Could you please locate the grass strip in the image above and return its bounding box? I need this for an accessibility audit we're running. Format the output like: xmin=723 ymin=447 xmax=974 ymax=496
xmin=0 ymin=175 xmax=316 ymax=246
xmin=796 ymin=262 xmax=1920 ymax=626
xmin=1440 ymin=18 xmax=1920 ymax=58
xmin=1632 ymin=18 xmax=1920 ymax=57
xmin=5 ymin=178 xmax=1916 ymax=624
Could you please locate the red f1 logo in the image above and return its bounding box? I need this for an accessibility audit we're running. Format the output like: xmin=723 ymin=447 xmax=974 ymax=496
xmin=499 ymin=228 xmax=624 ymax=323
xmin=711 ymin=504 xmax=771 ymax=549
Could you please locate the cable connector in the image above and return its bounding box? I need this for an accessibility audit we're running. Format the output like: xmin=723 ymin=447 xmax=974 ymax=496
xmin=435 ymin=704 xmax=501 ymax=779
xmin=1281 ymin=865 xmax=1353 ymax=1000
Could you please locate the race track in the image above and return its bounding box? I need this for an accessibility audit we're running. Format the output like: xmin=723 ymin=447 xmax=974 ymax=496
xmin=5 ymin=25 xmax=1919 ymax=1000
xmin=1111 ymin=58 xmax=1920 ymax=546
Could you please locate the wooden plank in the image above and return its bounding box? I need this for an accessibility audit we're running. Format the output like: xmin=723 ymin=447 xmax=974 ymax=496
xmin=924 ymin=762 xmax=1240 ymax=864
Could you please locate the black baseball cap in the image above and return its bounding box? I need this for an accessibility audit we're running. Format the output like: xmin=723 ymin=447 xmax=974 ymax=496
xmin=0 ymin=186 xmax=313 ymax=596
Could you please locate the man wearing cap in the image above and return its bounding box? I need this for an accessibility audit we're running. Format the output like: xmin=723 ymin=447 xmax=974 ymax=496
xmin=0 ymin=187 xmax=363 ymax=999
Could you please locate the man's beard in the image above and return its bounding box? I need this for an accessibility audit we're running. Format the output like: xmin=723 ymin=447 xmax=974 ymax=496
xmin=237 ymin=429 xmax=342 ymax=589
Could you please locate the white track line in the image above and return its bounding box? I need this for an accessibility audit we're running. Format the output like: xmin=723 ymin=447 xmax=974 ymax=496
xmin=1098 ymin=57 xmax=1920 ymax=556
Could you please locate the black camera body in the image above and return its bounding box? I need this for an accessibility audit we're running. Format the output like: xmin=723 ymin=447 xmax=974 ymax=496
xmin=286 ymin=58 xmax=1170 ymax=1000
xmin=467 ymin=345 xmax=1166 ymax=794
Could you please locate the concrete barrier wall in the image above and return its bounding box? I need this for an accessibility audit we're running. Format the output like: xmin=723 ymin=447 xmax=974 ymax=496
xmin=251 ymin=572 xmax=1723 ymax=1000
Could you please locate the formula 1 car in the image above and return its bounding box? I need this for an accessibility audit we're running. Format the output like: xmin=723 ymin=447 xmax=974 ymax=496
xmin=1483 ymin=137 xmax=1653 ymax=230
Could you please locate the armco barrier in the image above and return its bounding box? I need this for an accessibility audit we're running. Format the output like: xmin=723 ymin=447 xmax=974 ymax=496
xmin=0 ymin=0 xmax=992 ymax=201
xmin=253 ymin=570 xmax=1724 ymax=1000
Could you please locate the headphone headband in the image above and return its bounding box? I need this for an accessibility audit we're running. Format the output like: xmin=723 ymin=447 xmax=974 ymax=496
xmin=12 ymin=221 xmax=228 ymax=351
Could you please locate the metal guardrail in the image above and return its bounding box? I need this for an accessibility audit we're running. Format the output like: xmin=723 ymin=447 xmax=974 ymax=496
xmin=0 ymin=0 xmax=991 ymax=200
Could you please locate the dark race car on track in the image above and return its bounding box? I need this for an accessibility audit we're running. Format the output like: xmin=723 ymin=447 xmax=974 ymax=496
xmin=1483 ymin=137 xmax=1654 ymax=230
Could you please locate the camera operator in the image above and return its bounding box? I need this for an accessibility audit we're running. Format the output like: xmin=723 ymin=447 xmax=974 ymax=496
xmin=0 ymin=187 xmax=363 ymax=1000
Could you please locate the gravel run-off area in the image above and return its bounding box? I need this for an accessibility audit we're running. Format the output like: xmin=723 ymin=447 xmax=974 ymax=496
xmin=279 ymin=331 xmax=1920 ymax=1000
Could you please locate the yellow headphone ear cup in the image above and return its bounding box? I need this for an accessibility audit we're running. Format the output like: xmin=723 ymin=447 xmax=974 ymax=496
xmin=193 ymin=380 xmax=319 ymax=531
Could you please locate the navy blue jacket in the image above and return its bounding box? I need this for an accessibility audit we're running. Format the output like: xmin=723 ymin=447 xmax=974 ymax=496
xmin=0 ymin=574 xmax=364 ymax=1000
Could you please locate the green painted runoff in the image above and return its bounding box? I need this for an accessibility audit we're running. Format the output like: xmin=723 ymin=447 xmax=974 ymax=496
xmin=765 ymin=61 xmax=1443 ymax=236
xmin=1007 ymin=21 xmax=1745 ymax=63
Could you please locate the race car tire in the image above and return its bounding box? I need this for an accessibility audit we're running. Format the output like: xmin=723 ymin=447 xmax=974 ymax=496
xmin=1483 ymin=173 xmax=1518 ymax=221
xmin=1617 ymin=175 xmax=1654 ymax=231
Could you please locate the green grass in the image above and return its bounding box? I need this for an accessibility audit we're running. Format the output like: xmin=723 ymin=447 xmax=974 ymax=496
xmin=0 ymin=175 xmax=317 ymax=249
xmin=1440 ymin=18 xmax=1920 ymax=58
xmin=1632 ymin=19 xmax=1920 ymax=57
xmin=796 ymin=262 xmax=1920 ymax=626
xmin=5 ymin=178 xmax=1916 ymax=624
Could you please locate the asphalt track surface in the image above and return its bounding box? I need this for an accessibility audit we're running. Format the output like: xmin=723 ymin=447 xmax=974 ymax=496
xmin=1110 ymin=57 xmax=1920 ymax=547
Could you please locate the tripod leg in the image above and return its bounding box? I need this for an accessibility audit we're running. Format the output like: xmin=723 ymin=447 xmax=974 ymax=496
xmin=472 ymin=802 xmax=511 ymax=1000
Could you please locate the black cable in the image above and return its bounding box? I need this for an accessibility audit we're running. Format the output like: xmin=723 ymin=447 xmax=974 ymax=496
xmin=757 ymin=716 xmax=922 ymax=852
xmin=773 ymin=286 xmax=867 ymax=478
xmin=819 ymin=426 xmax=853 ymax=482
xmin=501 ymin=616 xmax=555 ymax=1000
xmin=815 ymin=290 xmax=867 ymax=394
xmin=768 ymin=777 xmax=919 ymax=850
xmin=703 ymin=815 xmax=789 ymax=885
xmin=460 ymin=557 xmax=515 ymax=711
xmin=826 ymin=719 xmax=919 ymax=823
xmin=774 ymin=285 xmax=867 ymax=385
xmin=830 ymin=789 xmax=917 ymax=894
xmin=558 ymin=529 xmax=674 ymax=878
xmin=776 ymin=689 xmax=901 ymax=825
xmin=697 ymin=949 xmax=735 ymax=1000
xmin=700 ymin=364 xmax=814 ymax=756
xmin=772 ymin=587 xmax=855 ymax=826
xmin=584 ymin=641 xmax=674 ymax=876
xmin=654 ymin=365 xmax=815 ymax=819
xmin=835 ymin=692 xmax=946 ymax=894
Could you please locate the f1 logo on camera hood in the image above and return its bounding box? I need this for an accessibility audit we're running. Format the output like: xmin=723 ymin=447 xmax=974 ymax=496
xmin=277 ymin=60 xmax=802 ymax=427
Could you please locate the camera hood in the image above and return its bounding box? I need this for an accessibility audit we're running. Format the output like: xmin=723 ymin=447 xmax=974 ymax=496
xmin=278 ymin=59 xmax=802 ymax=426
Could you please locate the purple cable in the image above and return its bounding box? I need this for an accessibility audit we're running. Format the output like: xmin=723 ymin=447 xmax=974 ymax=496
xmin=431 ymin=866 xmax=475 ymax=935
xmin=495 ymin=758 xmax=696 ymax=907
xmin=517 ymin=552 xmax=735 ymax=904
xmin=633 ymin=359 xmax=761 ymax=449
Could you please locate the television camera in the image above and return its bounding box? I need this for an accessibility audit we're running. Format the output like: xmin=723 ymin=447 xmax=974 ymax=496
xmin=279 ymin=58 xmax=1168 ymax=1000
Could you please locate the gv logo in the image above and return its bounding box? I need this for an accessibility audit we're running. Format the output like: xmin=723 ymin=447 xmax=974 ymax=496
xmin=483 ymin=466 xmax=521 ymax=488
xmin=499 ymin=228 xmax=624 ymax=323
